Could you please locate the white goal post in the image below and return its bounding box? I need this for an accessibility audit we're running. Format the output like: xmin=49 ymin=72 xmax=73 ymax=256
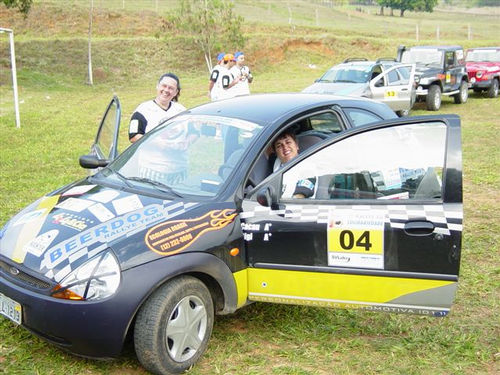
xmin=0 ymin=27 xmax=21 ymax=129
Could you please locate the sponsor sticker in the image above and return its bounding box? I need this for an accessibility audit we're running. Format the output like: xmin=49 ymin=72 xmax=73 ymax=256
xmin=62 ymin=185 xmax=96 ymax=196
xmin=112 ymin=195 xmax=143 ymax=215
xmin=88 ymin=203 xmax=115 ymax=222
xmin=52 ymin=212 xmax=93 ymax=231
xmin=23 ymin=229 xmax=59 ymax=256
xmin=13 ymin=209 xmax=47 ymax=226
xmin=55 ymin=197 xmax=95 ymax=213
xmin=41 ymin=203 xmax=167 ymax=271
xmin=130 ymin=119 xmax=139 ymax=133
xmin=89 ymin=190 xmax=120 ymax=204
xmin=327 ymin=210 xmax=385 ymax=269
xmin=145 ymin=209 xmax=237 ymax=256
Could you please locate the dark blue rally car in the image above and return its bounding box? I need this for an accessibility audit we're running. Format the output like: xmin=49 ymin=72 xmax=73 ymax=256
xmin=0 ymin=93 xmax=462 ymax=375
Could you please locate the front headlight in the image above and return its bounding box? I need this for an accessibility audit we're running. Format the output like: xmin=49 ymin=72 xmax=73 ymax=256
xmin=51 ymin=250 xmax=121 ymax=301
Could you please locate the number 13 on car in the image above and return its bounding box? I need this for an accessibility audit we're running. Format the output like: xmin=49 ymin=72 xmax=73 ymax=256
xmin=327 ymin=210 xmax=385 ymax=269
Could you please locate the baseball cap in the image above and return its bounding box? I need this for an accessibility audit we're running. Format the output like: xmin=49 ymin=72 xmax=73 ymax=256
xmin=217 ymin=52 xmax=225 ymax=61
xmin=234 ymin=51 xmax=244 ymax=59
xmin=223 ymin=53 xmax=235 ymax=62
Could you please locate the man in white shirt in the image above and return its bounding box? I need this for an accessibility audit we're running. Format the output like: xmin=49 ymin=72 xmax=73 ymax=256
xmin=229 ymin=51 xmax=253 ymax=97
xmin=129 ymin=73 xmax=186 ymax=143
xmin=213 ymin=54 xmax=241 ymax=101
xmin=208 ymin=52 xmax=225 ymax=101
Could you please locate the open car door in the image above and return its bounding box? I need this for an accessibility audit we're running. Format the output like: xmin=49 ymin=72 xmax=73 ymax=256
xmin=80 ymin=96 xmax=121 ymax=172
xmin=91 ymin=96 xmax=121 ymax=162
xmin=241 ymin=115 xmax=462 ymax=317
xmin=370 ymin=64 xmax=416 ymax=114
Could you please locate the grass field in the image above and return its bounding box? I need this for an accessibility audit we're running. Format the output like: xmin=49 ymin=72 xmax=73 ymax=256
xmin=0 ymin=1 xmax=499 ymax=374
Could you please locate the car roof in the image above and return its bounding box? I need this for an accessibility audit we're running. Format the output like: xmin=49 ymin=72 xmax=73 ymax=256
xmin=467 ymin=47 xmax=500 ymax=51
xmin=339 ymin=61 xmax=375 ymax=66
xmin=333 ymin=59 xmax=400 ymax=70
xmin=186 ymin=93 xmax=396 ymax=126
xmin=408 ymin=45 xmax=463 ymax=51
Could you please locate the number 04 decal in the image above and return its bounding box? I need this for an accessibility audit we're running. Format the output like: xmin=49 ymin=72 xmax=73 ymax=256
xmin=327 ymin=210 xmax=385 ymax=269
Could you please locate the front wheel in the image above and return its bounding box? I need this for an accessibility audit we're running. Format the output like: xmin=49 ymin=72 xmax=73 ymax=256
xmin=426 ymin=85 xmax=441 ymax=111
xmin=454 ymin=80 xmax=468 ymax=104
xmin=134 ymin=276 xmax=214 ymax=375
xmin=487 ymin=79 xmax=499 ymax=98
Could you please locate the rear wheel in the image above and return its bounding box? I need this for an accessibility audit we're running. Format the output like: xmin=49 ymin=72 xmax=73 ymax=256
xmin=396 ymin=109 xmax=410 ymax=117
xmin=426 ymin=85 xmax=441 ymax=111
xmin=454 ymin=80 xmax=468 ymax=104
xmin=487 ymin=79 xmax=499 ymax=98
xmin=134 ymin=276 xmax=214 ymax=375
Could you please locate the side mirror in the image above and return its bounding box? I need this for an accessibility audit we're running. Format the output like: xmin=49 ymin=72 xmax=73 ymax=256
xmin=79 ymin=154 xmax=109 ymax=169
xmin=256 ymin=187 xmax=277 ymax=208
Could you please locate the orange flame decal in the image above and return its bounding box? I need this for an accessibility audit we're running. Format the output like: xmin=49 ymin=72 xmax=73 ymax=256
xmin=145 ymin=209 xmax=237 ymax=256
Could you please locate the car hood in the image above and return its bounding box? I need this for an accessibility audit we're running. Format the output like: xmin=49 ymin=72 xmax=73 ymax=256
xmin=302 ymin=82 xmax=367 ymax=96
xmin=0 ymin=180 xmax=237 ymax=283
xmin=414 ymin=65 xmax=443 ymax=77
xmin=466 ymin=61 xmax=500 ymax=72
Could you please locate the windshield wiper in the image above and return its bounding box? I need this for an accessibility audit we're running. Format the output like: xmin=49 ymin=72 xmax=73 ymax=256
xmin=127 ymin=176 xmax=183 ymax=198
xmin=107 ymin=168 xmax=134 ymax=188
xmin=334 ymin=80 xmax=358 ymax=83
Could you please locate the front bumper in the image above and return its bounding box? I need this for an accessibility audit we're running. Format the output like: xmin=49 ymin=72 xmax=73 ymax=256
xmin=415 ymin=86 xmax=428 ymax=96
xmin=469 ymin=77 xmax=494 ymax=89
xmin=0 ymin=265 xmax=149 ymax=358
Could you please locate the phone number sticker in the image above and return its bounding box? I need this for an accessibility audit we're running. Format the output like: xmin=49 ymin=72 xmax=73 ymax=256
xmin=327 ymin=210 xmax=385 ymax=269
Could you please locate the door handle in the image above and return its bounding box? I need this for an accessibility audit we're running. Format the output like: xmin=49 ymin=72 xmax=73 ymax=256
xmin=404 ymin=220 xmax=435 ymax=236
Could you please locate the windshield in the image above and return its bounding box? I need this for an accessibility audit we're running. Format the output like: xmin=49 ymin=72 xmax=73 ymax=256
xmin=105 ymin=114 xmax=262 ymax=197
xmin=319 ymin=64 xmax=371 ymax=84
xmin=402 ymin=49 xmax=443 ymax=68
xmin=466 ymin=49 xmax=500 ymax=62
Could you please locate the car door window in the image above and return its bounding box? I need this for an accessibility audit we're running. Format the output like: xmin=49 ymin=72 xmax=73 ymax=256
xmin=343 ymin=108 xmax=383 ymax=127
xmin=281 ymin=122 xmax=446 ymax=201
xmin=386 ymin=69 xmax=401 ymax=86
xmin=445 ymin=51 xmax=455 ymax=68
xmin=396 ymin=66 xmax=411 ymax=84
xmin=93 ymin=97 xmax=121 ymax=161
xmin=308 ymin=112 xmax=343 ymax=134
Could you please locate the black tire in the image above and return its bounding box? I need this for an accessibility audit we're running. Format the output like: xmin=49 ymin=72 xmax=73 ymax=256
xmin=134 ymin=276 xmax=214 ymax=375
xmin=487 ymin=78 xmax=499 ymax=98
xmin=396 ymin=109 xmax=410 ymax=117
xmin=426 ymin=85 xmax=441 ymax=111
xmin=454 ymin=80 xmax=468 ymax=104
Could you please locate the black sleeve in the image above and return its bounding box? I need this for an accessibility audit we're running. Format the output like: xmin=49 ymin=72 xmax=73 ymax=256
xmin=221 ymin=74 xmax=231 ymax=89
xmin=129 ymin=111 xmax=147 ymax=140
xmin=293 ymin=177 xmax=316 ymax=198
xmin=210 ymin=69 xmax=219 ymax=82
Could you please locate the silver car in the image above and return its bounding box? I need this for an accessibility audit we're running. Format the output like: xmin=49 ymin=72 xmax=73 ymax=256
xmin=303 ymin=58 xmax=416 ymax=117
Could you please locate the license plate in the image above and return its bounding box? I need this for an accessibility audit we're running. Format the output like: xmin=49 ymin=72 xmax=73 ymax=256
xmin=0 ymin=292 xmax=22 ymax=325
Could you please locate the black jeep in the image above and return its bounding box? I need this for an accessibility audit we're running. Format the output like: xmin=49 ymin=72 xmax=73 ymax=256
xmin=397 ymin=45 xmax=469 ymax=111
